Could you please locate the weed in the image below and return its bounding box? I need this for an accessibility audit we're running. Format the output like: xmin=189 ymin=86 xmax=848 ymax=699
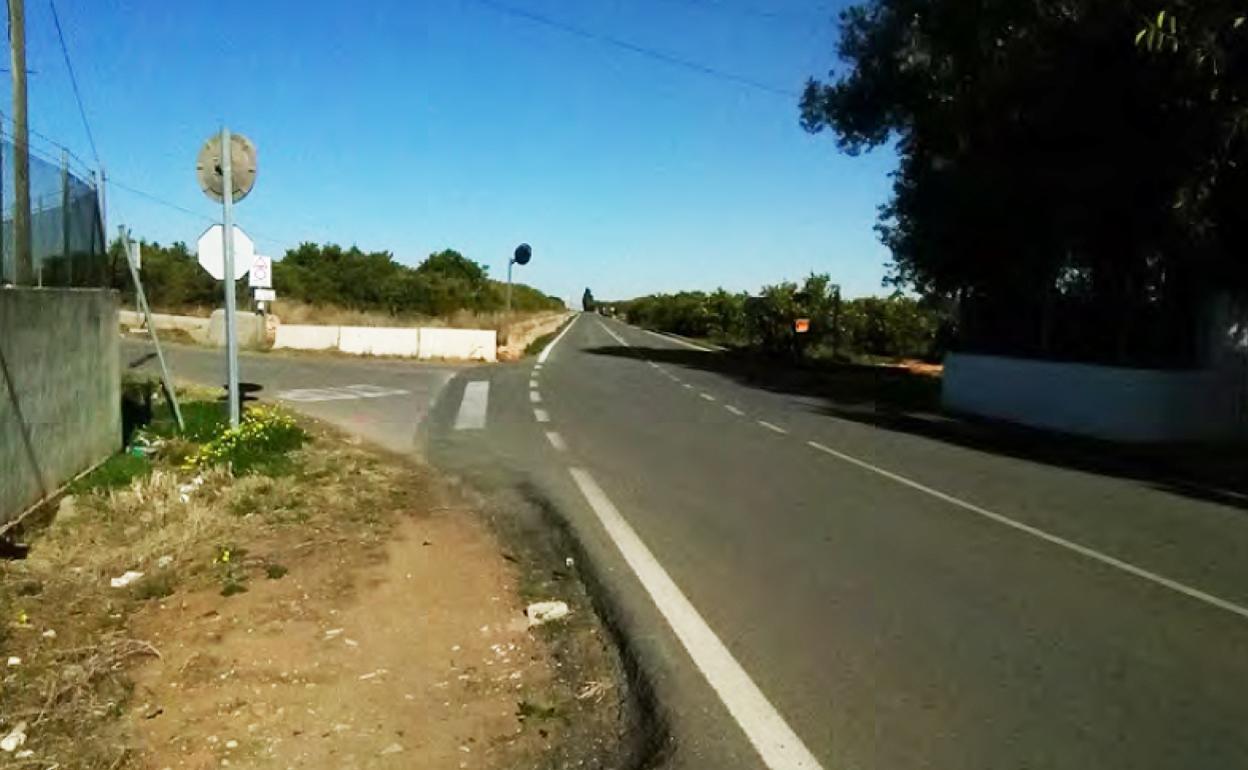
xmin=214 ymin=544 xmax=249 ymax=597
xmin=516 ymin=699 xmax=562 ymax=722
xmin=132 ymin=571 xmax=178 ymax=601
xmin=71 ymin=452 xmax=152 ymax=493
xmin=185 ymin=406 xmax=306 ymax=475
xmin=265 ymin=563 xmax=289 ymax=580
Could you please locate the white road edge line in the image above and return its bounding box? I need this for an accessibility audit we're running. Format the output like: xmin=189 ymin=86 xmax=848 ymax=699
xmin=538 ymin=314 xmax=580 ymax=364
xmin=568 ymin=468 xmax=825 ymax=770
xmin=757 ymin=421 xmax=788 ymax=435
xmin=533 ymin=408 xmax=550 ymax=423
xmin=725 ymin=405 xmax=745 ymax=416
xmin=804 ymin=440 xmax=1248 ymax=621
xmin=599 ymin=320 xmax=631 ymax=347
xmin=453 ymin=381 xmax=489 ymax=431
xmin=530 ymin=391 xmax=542 ymax=404
xmin=545 ymin=431 xmax=567 ymax=451
xmin=643 ymin=327 xmax=716 ymax=351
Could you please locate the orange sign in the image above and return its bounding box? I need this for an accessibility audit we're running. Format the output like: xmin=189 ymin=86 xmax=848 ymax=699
xmin=795 ymin=318 xmax=810 ymax=333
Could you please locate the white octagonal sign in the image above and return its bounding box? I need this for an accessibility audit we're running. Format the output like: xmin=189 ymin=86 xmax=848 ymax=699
xmin=197 ymin=224 xmax=255 ymax=281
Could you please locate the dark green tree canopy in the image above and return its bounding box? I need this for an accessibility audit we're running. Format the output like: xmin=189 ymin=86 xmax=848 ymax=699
xmin=801 ymin=0 xmax=1247 ymax=365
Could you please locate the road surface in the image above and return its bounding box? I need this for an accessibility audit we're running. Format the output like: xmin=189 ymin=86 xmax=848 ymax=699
xmin=120 ymin=338 xmax=462 ymax=454
xmin=426 ymin=314 xmax=1248 ymax=770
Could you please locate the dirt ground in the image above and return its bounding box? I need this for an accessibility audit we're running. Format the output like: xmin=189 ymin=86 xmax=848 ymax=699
xmin=1 ymin=410 xmax=627 ymax=770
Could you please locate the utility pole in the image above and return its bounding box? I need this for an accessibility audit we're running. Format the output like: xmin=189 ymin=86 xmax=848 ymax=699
xmin=8 ymin=0 xmax=31 ymax=285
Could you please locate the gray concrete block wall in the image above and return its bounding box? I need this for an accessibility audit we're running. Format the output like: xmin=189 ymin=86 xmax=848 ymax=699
xmin=1 ymin=288 xmax=120 ymax=525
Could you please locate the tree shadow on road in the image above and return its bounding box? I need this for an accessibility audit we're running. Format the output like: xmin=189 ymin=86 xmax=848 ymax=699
xmin=584 ymin=344 xmax=1248 ymax=512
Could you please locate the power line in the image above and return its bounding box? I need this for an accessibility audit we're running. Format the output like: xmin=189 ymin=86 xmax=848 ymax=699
xmin=48 ymin=0 xmax=100 ymax=167
xmin=661 ymin=0 xmax=833 ymax=25
xmin=469 ymin=0 xmax=800 ymax=98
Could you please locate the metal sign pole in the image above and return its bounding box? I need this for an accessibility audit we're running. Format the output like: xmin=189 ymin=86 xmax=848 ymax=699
xmin=121 ymin=225 xmax=184 ymax=432
xmin=506 ymin=258 xmax=514 ymax=313
xmin=220 ymin=127 xmax=241 ymax=428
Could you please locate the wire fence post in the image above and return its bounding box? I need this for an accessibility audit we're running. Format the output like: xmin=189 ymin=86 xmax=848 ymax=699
xmin=121 ymin=225 xmax=184 ymax=433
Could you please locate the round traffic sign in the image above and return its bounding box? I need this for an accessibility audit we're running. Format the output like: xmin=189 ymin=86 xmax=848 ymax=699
xmin=514 ymin=243 xmax=532 ymax=266
xmin=196 ymin=133 xmax=258 ymax=203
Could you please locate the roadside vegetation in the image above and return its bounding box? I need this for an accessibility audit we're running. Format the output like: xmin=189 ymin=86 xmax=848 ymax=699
xmin=615 ymin=276 xmax=948 ymax=364
xmin=108 ymin=240 xmax=563 ymax=322
xmin=0 ymin=380 xmax=621 ymax=768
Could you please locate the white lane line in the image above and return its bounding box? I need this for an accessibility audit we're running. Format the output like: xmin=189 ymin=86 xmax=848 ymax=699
xmin=538 ymin=315 xmax=580 ymax=364
xmin=534 ymin=363 xmax=543 ymax=371
xmin=682 ymin=383 xmax=694 ymax=390
xmin=545 ymin=431 xmax=567 ymax=451
xmin=453 ymin=381 xmax=489 ymax=430
xmin=757 ymin=421 xmax=788 ymax=435
xmin=530 ymin=390 xmax=542 ymax=404
xmin=700 ymin=393 xmax=717 ymax=402
xmin=643 ymin=327 xmax=717 ymax=351
xmin=725 ymin=405 xmax=745 ymax=417
xmin=534 ymin=408 xmax=550 ymax=423
xmin=648 ymin=361 xmax=660 ymax=368
xmin=804 ymin=440 xmax=1248 ymax=621
xmin=599 ymin=321 xmax=630 ymax=347
xmin=569 ymin=468 xmax=824 ymax=770
xmin=529 ymin=379 xmax=539 ymax=388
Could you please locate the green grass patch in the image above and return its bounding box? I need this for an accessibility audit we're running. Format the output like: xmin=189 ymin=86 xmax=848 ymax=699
xmin=149 ymin=399 xmax=229 ymax=442
xmin=185 ymin=406 xmax=307 ymax=475
xmin=70 ymin=452 xmax=151 ymax=494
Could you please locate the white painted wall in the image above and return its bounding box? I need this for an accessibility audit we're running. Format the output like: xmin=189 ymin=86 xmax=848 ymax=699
xmin=943 ymin=353 xmax=1246 ymax=442
xmin=274 ymin=324 xmax=340 ymax=351
xmin=338 ymin=326 xmax=422 ymax=356
xmin=418 ymin=327 xmax=497 ymax=362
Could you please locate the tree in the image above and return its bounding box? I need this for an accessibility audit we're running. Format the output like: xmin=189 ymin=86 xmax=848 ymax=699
xmin=800 ymin=0 xmax=1248 ymax=366
xmin=582 ymin=288 xmax=596 ymax=312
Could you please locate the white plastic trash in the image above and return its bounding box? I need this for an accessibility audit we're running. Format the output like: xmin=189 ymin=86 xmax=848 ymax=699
xmin=110 ymin=571 xmax=145 ymax=588
xmin=525 ymin=601 xmax=570 ymax=627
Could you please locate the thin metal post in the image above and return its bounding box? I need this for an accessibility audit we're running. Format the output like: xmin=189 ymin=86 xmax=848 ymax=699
xmin=221 ymin=127 xmax=241 ymax=428
xmin=121 ymin=226 xmax=184 ymax=432
xmin=506 ymin=259 xmax=514 ymax=313
xmin=8 ymin=0 xmax=30 ymax=285
xmin=61 ymin=148 xmax=71 ymax=285
xmin=1 ymin=135 xmax=5 ymax=283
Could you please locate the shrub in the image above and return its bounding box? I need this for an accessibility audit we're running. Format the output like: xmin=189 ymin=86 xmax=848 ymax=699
xmin=185 ymin=406 xmax=306 ymax=475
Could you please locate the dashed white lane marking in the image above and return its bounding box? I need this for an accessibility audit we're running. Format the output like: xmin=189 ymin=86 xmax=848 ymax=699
xmin=725 ymin=405 xmax=745 ymax=416
xmin=804 ymin=440 xmax=1248 ymax=621
xmin=682 ymin=383 xmax=694 ymax=390
xmin=545 ymin=431 xmax=567 ymax=451
xmin=534 ymin=408 xmax=551 ymax=423
xmin=453 ymin=381 xmax=489 ymax=430
xmin=530 ymin=390 xmax=543 ymax=404
xmin=534 ymin=363 xmax=542 ymax=371
xmin=600 ymin=321 xmax=630 ymax=347
xmin=568 ymin=468 xmax=824 ymax=770
xmin=529 ymin=379 xmax=539 ymax=388
xmin=757 ymin=421 xmax=788 ymax=435
xmin=700 ymin=393 xmax=717 ymax=402
xmin=538 ymin=315 xmax=580 ymax=364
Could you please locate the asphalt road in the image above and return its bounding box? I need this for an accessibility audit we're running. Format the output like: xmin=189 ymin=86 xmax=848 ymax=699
xmin=426 ymin=314 xmax=1248 ymax=770
xmin=120 ymin=337 xmax=464 ymax=454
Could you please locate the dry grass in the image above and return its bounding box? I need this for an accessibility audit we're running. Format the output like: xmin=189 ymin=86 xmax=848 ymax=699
xmin=0 ymin=405 xmax=404 ymax=768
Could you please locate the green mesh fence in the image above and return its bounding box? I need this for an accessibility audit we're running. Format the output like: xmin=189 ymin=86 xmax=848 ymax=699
xmin=0 ymin=137 xmax=107 ymax=287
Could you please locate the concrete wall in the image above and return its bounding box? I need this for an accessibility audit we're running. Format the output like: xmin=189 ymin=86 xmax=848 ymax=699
xmin=943 ymin=353 xmax=1247 ymax=442
xmin=274 ymin=324 xmax=339 ymax=351
xmin=338 ymin=326 xmax=422 ymax=357
xmin=418 ymin=327 xmax=497 ymax=362
xmin=2 ymin=288 xmax=121 ymax=525
xmin=119 ymin=309 xmax=210 ymax=341
xmin=206 ymin=310 xmax=267 ymax=350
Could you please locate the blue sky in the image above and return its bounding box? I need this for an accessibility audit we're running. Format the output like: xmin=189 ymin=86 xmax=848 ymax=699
xmin=15 ymin=0 xmax=897 ymax=303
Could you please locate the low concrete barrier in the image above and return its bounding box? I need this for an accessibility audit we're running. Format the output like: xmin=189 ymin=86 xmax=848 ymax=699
xmin=418 ymin=327 xmax=497 ymax=362
xmin=943 ymin=352 xmax=1246 ymax=442
xmin=339 ymin=326 xmax=422 ymax=357
xmin=274 ymin=324 xmax=341 ymax=351
xmin=119 ymin=309 xmax=210 ymax=341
